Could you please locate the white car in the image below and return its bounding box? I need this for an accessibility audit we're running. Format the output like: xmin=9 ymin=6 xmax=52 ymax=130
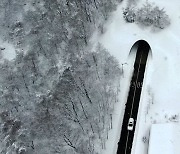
xmin=127 ymin=118 xmax=134 ymax=131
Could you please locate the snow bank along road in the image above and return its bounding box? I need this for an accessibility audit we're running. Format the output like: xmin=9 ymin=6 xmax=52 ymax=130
xmin=117 ymin=40 xmax=150 ymax=154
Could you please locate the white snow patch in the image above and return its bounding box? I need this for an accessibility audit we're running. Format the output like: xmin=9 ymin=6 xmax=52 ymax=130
xmin=0 ymin=39 xmax=16 ymax=61
xmin=149 ymin=123 xmax=180 ymax=154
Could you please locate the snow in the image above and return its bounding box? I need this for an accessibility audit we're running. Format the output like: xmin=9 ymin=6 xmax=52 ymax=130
xmin=148 ymin=123 xmax=180 ymax=154
xmin=1 ymin=0 xmax=180 ymax=153
xmin=93 ymin=0 xmax=180 ymax=154
xmin=0 ymin=38 xmax=16 ymax=61
xmin=100 ymin=51 xmax=136 ymax=154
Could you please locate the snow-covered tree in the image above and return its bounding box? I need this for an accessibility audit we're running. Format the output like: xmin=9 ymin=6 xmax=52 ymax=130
xmin=0 ymin=0 xmax=121 ymax=153
xmin=124 ymin=1 xmax=170 ymax=30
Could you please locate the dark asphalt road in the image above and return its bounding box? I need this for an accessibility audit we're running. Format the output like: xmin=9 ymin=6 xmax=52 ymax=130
xmin=116 ymin=41 xmax=150 ymax=154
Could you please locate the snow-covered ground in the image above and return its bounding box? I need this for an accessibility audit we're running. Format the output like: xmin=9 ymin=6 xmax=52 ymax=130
xmin=96 ymin=0 xmax=180 ymax=153
xmin=148 ymin=123 xmax=180 ymax=154
xmin=0 ymin=38 xmax=16 ymax=62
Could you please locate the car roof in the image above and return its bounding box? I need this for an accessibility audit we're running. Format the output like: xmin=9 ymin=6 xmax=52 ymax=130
xmin=129 ymin=118 xmax=134 ymax=121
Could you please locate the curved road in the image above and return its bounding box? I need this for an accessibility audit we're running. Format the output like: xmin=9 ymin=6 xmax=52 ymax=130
xmin=116 ymin=41 xmax=150 ymax=154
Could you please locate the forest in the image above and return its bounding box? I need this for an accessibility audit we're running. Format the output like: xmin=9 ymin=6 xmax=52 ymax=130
xmin=0 ymin=0 xmax=122 ymax=153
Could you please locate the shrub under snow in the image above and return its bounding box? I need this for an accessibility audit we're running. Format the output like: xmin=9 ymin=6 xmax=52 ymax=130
xmin=123 ymin=7 xmax=136 ymax=23
xmin=123 ymin=2 xmax=171 ymax=30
